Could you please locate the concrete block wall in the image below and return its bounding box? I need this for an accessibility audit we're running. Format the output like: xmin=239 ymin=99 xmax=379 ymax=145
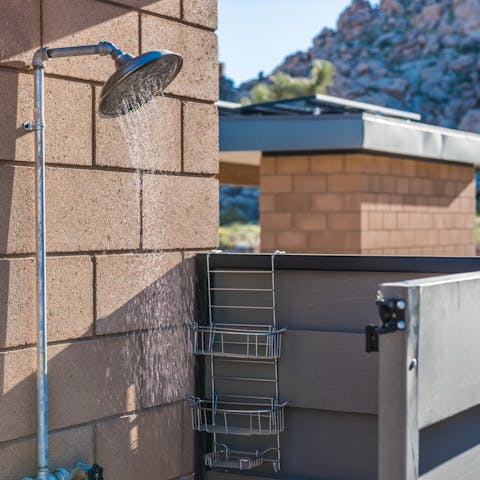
xmin=260 ymin=153 xmax=475 ymax=255
xmin=0 ymin=1 xmax=218 ymax=479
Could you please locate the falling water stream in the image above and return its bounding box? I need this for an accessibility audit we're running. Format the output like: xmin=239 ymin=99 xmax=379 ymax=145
xmin=102 ymin=82 xmax=194 ymax=450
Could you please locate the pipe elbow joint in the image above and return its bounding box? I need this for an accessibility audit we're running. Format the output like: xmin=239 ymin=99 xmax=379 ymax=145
xmin=97 ymin=41 xmax=132 ymax=68
xmin=97 ymin=41 xmax=118 ymax=56
xmin=32 ymin=47 xmax=50 ymax=67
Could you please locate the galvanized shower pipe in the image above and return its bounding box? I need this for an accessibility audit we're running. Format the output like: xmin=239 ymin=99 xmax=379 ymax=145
xmin=24 ymin=42 xmax=124 ymax=480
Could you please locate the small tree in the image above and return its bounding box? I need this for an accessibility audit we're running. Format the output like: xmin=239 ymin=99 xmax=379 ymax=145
xmin=246 ymin=60 xmax=335 ymax=104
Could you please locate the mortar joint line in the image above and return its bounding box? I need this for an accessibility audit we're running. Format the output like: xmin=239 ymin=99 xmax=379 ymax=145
xmin=0 ymin=247 xmax=208 ymax=261
xmin=0 ymin=157 xmax=217 ymax=178
xmin=0 ymin=398 xmax=189 ymax=448
xmin=139 ymin=171 xmax=144 ymax=251
xmin=181 ymin=101 xmax=185 ymax=172
xmin=92 ymin=255 xmax=97 ymax=336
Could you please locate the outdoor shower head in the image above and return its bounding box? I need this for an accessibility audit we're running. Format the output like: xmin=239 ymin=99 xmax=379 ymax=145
xmin=98 ymin=49 xmax=183 ymax=118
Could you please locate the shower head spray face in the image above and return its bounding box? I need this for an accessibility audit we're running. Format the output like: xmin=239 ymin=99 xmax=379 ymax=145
xmin=99 ymin=50 xmax=183 ymax=118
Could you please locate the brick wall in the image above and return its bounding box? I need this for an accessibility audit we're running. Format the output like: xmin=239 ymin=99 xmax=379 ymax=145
xmin=0 ymin=1 xmax=218 ymax=479
xmin=260 ymin=154 xmax=475 ymax=255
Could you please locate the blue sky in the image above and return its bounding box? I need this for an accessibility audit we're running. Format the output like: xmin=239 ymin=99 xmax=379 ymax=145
xmin=218 ymin=0 xmax=354 ymax=84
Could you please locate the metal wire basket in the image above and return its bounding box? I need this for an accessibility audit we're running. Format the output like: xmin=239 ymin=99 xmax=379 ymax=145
xmin=190 ymin=395 xmax=287 ymax=436
xmin=188 ymin=322 xmax=286 ymax=359
xmin=204 ymin=443 xmax=280 ymax=471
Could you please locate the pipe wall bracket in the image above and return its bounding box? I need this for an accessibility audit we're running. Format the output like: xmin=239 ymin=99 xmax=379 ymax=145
xmin=23 ymin=121 xmax=46 ymax=131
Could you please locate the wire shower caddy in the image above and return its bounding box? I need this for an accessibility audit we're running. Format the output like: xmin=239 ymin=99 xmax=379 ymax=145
xmin=189 ymin=250 xmax=287 ymax=472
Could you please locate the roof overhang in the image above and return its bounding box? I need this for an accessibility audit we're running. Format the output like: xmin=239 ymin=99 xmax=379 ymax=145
xmin=220 ymin=112 xmax=480 ymax=165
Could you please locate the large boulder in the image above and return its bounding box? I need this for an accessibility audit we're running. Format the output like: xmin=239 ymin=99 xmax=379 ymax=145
xmin=459 ymin=110 xmax=480 ymax=133
xmin=232 ymin=0 xmax=480 ymax=132
xmin=453 ymin=0 xmax=480 ymax=33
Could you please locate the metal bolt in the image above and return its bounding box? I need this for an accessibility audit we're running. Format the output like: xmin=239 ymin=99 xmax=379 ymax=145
xmin=397 ymin=320 xmax=406 ymax=330
xmin=409 ymin=358 xmax=418 ymax=370
xmin=396 ymin=299 xmax=406 ymax=310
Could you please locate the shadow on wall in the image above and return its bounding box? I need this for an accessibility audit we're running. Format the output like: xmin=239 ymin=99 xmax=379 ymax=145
xmin=0 ymin=258 xmax=196 ymax=480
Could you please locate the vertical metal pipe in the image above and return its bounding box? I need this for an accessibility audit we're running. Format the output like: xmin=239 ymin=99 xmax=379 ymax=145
xmin=24 ymin=42 xmax=124 ymax=480
xmin=34 ymin=62 xmax=49 ymax=480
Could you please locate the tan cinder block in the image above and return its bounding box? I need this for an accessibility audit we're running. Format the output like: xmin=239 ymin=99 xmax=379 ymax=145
xmin=260 ymin=194 xmax=275 ymax=212
xmin=361 ymin=154 xmax=390 ymax=175
xmin=403 ymin=159 xmax=417 ymax=177
xmin=46 ymin=167 xmax=140 ymax=252
xmin=396 ymin=176 xmax=409 ymax=194
xmin=139 ymin=329 xmax=194 ymax=407
xmin=293 ymin=174 xmax=327 ymax=193
xmin=142 ymin=15 xmax=218 ymax=101
xmin=0 ymin=70 xmax=33 ymax=162
xmin=0 ymin=72 xmax=89 ymax=165
xmin=0 ymin=0 xmax=41 ymax=68
xmin=310 ymin=193 xmax=345 ymax=211
xmin=345 ymin=231 xmax=361 ymax=250
xmin=310 ymin=155 xmax=344 ymax=173
xmin=0 ymin=347 xmax=36 ymax=441
xmin=45 ymin=76 xmax=92 ymax=165
xmin=143 ymin=174 xmax=218 ymax=249
xmin=328 ymin=173 xmax=362 ymax=192
xmin=96 ymin=91 xmax=181 ymax=171
xmin=276 ymin=156 xmax=309 ymax=174
xmin=261 ymin=175 xmax=292 ymax=193
xmin=1 ymin=165 xmax=139 ymax=254
xmin=383 ymin=212 xmax=397 ymax=230
xmin=183 ymin=101 xmax=219 ymax=174
xmin=293 ymin=213 xmax=327 ymax=231
xmin=0 ymin=336 xmax=141 ymax=441
xmin=366 ymin=212 xmax=383 ymax=230
xmin=345 ymin=193 xmax=363 ymax=210
xmin=309 ymin=231 xmax=351 ymax=253
xmin=48 ymin=336 xmax=141 ymax=429
xmin=276 ymin=231 xmax=307 ymax=252
xmin=260 ymin=157 xmax=276 ymax=174
xmin=275 ymin=193 xmax=309 ymax=212
xmin=42 ymin=0 xmax=139 ymax=82
xmin=328 ymin=212 xmax=361 ymax=231
xmin=261 ymin=212 xmax=292 ymax=231
xmin=0 ymin=425 xmax=94 ymax=480
xmin=0 ymin=165 xmax=35 ymax=255
xmin=183 ymin=0 xmax=218 ymax=29
xmin=0 ymin=256 xmax=93 ymax=348
xmin=96 ymin=403 xmax=184 ymax=480
xmin=261 ymin=231 xmax=276 ymax=252
xmin=416 ymin=161 xmax=437 ymax=179
xmin=96 ymin=252 xmax=186 ymax=334
xmin=112 ymin=0 xmax=181 ymax=17
xmin=181 ymin=400 xmax=195 ymax=474
xmin=344 ymin=154 xmax=363 ymax=173
xmin=389 ymin=158 xmax=404 ymax=176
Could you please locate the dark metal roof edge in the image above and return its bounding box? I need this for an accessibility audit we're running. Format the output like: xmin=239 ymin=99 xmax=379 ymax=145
xmin=220 ymin=114 xmax=480 ymax=164
xmin=202 ymin=253 xmax=480 ymax=274
xmin=220 ymin=114 xmax=364 ymax=152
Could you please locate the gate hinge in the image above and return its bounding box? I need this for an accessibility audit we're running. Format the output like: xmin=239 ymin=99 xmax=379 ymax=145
xmin=365 ymin=293 xmax=406 ymax=353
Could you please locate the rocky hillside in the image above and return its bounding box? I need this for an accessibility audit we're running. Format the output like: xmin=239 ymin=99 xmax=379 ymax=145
xmin=229 ymin=0 xmax=480 ymax=132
